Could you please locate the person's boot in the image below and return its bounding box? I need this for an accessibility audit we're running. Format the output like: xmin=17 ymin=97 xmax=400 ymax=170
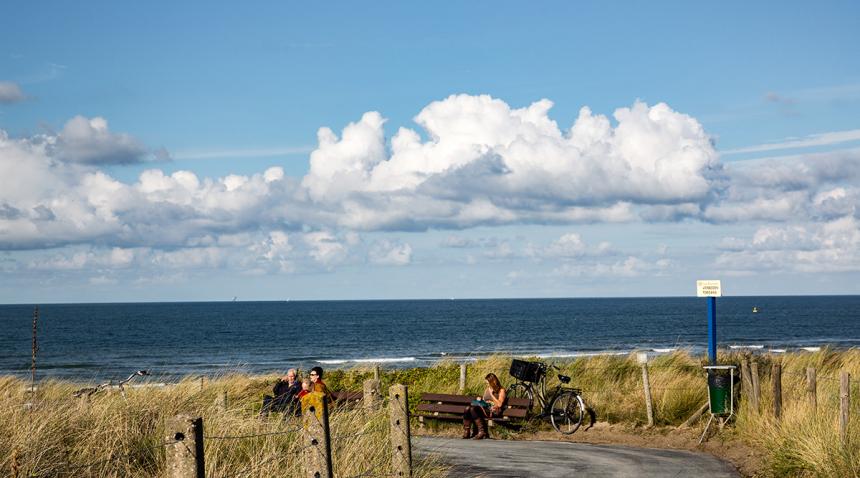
xmin=462 ymin=419 xmax=473 ymax=439
xmin=472 ymin=418 xmax=488 ymax=440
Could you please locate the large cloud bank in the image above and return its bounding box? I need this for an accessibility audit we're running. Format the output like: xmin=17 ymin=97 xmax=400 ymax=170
xmin=2 ymin=94 xmax=859 ymax=276
xmin=1 ymin=95 xmax=723 ymax=250
xmin=302 ymin=95 xmax=720 ymax=229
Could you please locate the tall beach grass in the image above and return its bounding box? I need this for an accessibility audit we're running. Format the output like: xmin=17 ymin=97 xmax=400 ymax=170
xmin=2 ymin=348 xmax=858 ymax=477
xmin=0 ymin=374 xmax=444 ymax=477
xmin=322 ymin=348 xmax=859 ymax=477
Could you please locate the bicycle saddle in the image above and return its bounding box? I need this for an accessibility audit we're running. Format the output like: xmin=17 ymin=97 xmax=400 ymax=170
xmin=558 ymin=374 xmax=571 ymax=384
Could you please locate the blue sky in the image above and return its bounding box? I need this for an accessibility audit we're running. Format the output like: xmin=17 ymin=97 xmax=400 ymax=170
xmin=2 ymin=1 xmax=860 ymax=302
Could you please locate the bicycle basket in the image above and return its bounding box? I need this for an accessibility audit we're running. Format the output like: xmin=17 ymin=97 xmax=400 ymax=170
xmin=509 ymin=359 xmax=544 ymax=382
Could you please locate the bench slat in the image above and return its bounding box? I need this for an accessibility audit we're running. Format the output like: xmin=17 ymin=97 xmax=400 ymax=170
xmin=415 ymin=413 xmax=515 ymax=422
xmin=501 ymin=408 xmax=528 ymax=418
xmin=419 ymin=393 xmax=474 ymax=404
xmin=505 ymin=397 xmax=531 ymax=407
xmin=416 ymin=403 xmax=469 ymax=414
xmin=415 ymin=413 xmax=462 ymax=421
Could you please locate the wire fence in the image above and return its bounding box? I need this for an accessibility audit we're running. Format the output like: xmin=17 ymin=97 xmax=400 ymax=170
xmin=7 ymin=353 xmax=854 ymax=476
xmin=9 ymin=382 xmax=404 ymax=478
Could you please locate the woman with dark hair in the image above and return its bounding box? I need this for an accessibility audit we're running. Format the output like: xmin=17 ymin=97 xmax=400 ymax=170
xmin=308 ymin=366 xmax=333 ymax=402
xmin=463 ymin=372 xmax=506 ymax=440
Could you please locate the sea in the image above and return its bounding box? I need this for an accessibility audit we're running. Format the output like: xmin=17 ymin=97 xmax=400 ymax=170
xmin=0 ymin=296 xmax=858 ymax=382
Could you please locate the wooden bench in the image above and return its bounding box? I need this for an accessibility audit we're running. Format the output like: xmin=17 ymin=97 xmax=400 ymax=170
xmin=330 ymin=390 xmax=363 ymax=407
xmin=414 ymin=393 xmax=531 ymax=428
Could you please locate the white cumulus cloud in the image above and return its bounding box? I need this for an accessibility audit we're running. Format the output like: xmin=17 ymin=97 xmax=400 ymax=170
xmin=300 ymin=95 xmax=720 ymax=230
xmin=50 ymin=116 xmax=151 ymax=165
xmin=716 ymin=217 xmax=860 ymax=273
xmin=16 ymin=94 xmax=860 ymax=284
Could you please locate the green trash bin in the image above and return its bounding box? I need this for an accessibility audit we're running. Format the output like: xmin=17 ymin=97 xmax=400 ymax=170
xmin=707 ymin=370 xmax=730 ymax=415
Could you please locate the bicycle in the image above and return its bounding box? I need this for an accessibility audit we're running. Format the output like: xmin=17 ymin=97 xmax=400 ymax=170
xmin=507 ymin=359 xmax=586 ymax=434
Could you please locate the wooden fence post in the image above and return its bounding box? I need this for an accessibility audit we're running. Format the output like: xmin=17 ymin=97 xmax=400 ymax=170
xmin=459 ymin=364 xmax=467 ymax=394
xmin=215 ymin=390 xmax=228 ymax=412
xmin=772 ymin=363 xmax=782 ymax=419
xmin=740 ymin=355 xmax=753 ymax=405
xmin=750 ymin=360 xmax=761 ymax=412
xmin=637 ymin=353 xmax=654 ymax=427
xmin=840 ymin=371 xmax=850 ymax=445
xmin=301 ymin=392 xmax=333 ymax=478
xmin=389 ymin=384 xmax=412 ymax=478
xmin=806 ymin=367 xmax=817 ymax=411
xmin=363 ymin=379 xmax=381 ymax=410
xmin=374 ymin=365 xmax=381 ymax=381
xmin=165 ymin=415 xmax=205 ymax=478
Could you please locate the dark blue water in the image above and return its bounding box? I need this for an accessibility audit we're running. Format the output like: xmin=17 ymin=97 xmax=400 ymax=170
xmin=1 ymin=297 xmax=858 ymax=381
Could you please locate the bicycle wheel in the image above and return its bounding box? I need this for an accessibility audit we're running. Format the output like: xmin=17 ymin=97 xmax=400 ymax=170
xmin=507 ymin=382 xmax=535 ymax=413
xmin=549 ymin=390 xmax=585 ymax=434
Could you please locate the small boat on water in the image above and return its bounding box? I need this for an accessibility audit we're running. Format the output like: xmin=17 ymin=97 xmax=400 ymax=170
xmin=752 ymin=306 xmax=759 ymax=313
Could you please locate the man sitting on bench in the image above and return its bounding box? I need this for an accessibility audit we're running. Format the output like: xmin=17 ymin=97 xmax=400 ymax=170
xmin=260 ymin=368 xmax=302 ymax=416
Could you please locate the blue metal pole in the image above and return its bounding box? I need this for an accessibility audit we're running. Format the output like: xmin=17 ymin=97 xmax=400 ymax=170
xmin=707 ymin=297 xmax=717 ymax=364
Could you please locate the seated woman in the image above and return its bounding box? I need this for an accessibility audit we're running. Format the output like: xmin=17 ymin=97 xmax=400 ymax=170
xmin=462 ymin=373 xmax=506 ymax=440
xmin=308 ymin=366 xmax=334 ymax=404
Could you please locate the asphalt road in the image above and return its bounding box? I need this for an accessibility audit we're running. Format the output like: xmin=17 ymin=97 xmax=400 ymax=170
xmin=413 ymin=437 xmax=740 ymax=478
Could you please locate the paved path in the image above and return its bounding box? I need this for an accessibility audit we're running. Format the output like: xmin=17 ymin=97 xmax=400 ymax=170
xmin=413 ymin=437 xmax=739 ymax=478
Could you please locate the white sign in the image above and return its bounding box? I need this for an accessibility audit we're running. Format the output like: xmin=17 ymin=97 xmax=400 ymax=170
xmin=696 ymin=280 xmax=722 ymax=297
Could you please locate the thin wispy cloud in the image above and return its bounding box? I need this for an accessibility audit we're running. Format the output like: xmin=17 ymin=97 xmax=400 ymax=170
xmin=20 ymin=62 xmax=67 ymax=84
xmin=764 ymin=92 xmax=796 ymax=106
xmin=721 ymin=129 xmax=860 ymax=155
xmin=792 ymin=82 xmax=860 ymax=103
xmin=171 ymin=146 xmax=314 ymax=160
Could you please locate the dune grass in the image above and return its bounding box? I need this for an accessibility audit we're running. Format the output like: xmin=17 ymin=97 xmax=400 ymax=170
xmin=2 ymin=348 xmax=858 ymax=477
xmin=733 ymin=348 xmax=860 ymax=477
xmin=326 ymin=348 xmax=859 ymax=477
xmin=0 ymin=374 xmax=444 ymax=478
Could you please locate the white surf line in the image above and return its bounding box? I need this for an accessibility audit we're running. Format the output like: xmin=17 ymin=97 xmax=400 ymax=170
xmin=317 ymin=357 xmax=417 ymax=365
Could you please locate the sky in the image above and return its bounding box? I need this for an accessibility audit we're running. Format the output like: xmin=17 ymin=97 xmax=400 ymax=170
xmin=1 ymin=1 xmax=860 ymax=303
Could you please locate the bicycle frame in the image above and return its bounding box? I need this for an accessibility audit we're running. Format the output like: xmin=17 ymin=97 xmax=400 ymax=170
xmin=509 ymin=361 xmax=588 ymax=435
xmin=516 ymin=364 xmax=578 ymax=416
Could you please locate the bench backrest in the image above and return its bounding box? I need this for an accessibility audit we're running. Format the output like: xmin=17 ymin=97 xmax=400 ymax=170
xmin=331 ymin=390 xmax=363 ymax=402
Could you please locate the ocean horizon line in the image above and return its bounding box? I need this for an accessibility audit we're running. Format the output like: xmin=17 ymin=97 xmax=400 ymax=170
xmin=3 ymin=293 xmax=859 ymax=307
